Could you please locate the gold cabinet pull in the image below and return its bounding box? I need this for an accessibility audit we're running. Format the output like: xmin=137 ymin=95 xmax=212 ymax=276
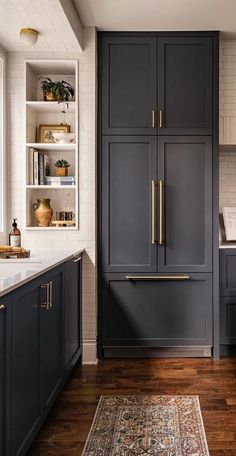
xmin=73 ymin=256 xmax=82 ymax=263
xmin=49 ymin=281 xmax=53 ymax=308
xmin=41 ymin=283 xmax=50 ymax=310
xmin=151 ymin=110 xmax=156 ymax=128
xmin=159 ymin=180 xmax=164 ymax=245
xmin=152 ymin=180 xmax=157 ymax=244
xmin=159 ymin=110 xmax=163 ymax=128
xmin=125 ymin=275 xmax=190 ymax=281
xmin=0 ymin=304 xmax=6 ymax=311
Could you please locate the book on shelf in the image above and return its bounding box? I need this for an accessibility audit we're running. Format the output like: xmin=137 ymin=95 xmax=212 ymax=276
xmin=46 ymin=176 xmax=76 ymax=186
xmin=28 ymin=147 xmax=51 ymax=185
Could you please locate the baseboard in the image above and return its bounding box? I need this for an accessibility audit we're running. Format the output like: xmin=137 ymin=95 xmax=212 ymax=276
xmin=220 ymin=345 xmax=236 ymax=357
xmin=82 ymin=339 xmax=98 ymax=364
xmin=103 ymin=346 xmax=212 ymax=358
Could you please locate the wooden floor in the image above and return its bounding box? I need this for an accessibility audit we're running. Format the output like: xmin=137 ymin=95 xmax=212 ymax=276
xmin=28 ymin=358 xmax=236 ymax=455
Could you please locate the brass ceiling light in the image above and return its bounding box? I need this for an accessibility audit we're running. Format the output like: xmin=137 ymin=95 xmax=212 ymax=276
xmin=20 ymin=28 xmax=39 ymax=46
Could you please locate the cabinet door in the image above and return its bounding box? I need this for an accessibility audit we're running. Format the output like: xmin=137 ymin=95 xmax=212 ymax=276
xmin=41 ymin=269 xmax=63 ymax=408
xmin=11 ymin=283 xmax=41 ymax=456
xmin=158 ymin=37 xmax=212 ymax=135
xmin=102 ymin=273 xmax=212 ymax=349
xmin=64 ymin=257 xmax=82 ymax=369
xmin=102 ymin=136 xmax=157 ymax=272
xmin=158 ymin=136 xmax=212 ymax=272
xmin=0 ymin=297 xmax=10 ymax=456
xmin=220 ymin=297 xmax=236 ymax=345
xmin=220 ymin=250 xmax=236 ymax=297
xmin=101 ymin=36 xmax=157 ymax=135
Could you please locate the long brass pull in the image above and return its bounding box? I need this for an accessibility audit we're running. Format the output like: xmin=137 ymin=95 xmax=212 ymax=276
xmin=151 ymin=110 xmax=156 ymax=128
xmin=159 ymin=110 xmax=163 ymax=128
xmin=41 ymin=283 xmax=50 ymax=310
xmin=159 ymin=180 xmax=164 ymax=245
xmin=125 ymin=275 xmax=190 ymax=281
xmin=49 ymin=281 xmax=53 ymax=308
xmin=0 ymin=304 xmax=6 ymax=311
xmin=152 ymin=180 xmax=157 ymax=244
xmin=73 ymin=256 xmax=82 ymax=263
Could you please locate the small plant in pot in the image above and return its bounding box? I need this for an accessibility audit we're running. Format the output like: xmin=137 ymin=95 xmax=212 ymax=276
xmin=54 ymin=159 xmax=70 ymax=177
xmin=39 ymin=77 xmax=75 ymax=107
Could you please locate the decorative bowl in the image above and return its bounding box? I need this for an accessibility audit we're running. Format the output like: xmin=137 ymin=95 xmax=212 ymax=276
xmin=52 ymin=133 xmax=76 ymax=144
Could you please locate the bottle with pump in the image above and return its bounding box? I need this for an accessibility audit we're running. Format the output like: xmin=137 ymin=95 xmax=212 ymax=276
xmin=9 ymin=219 xmax=21 ymax=247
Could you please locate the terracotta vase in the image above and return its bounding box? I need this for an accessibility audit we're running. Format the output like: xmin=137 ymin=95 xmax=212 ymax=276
xmin=43 ymin=90 xmax=54 ymax=101
xmin=32 ymin=198 xmax=53 ymax=227
xmin=55 ymin=167 xmax=68 ymax=177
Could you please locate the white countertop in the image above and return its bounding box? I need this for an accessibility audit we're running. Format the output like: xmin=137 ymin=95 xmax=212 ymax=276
xmin=219 ymin=243 xmax=236 ymax=249
xmin=0 ymin=248 xmax=84 ymax=298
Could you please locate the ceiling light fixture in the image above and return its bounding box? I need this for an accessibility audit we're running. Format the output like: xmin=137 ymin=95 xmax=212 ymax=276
xmin=20 ymin=28 xmax=39 ymax=46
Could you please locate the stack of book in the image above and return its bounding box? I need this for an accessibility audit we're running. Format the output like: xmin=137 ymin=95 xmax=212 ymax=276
xmin=46 ymin=176 xmax=76 ymax=186
xmin=28 ymin=148 xmax=50 ymax=185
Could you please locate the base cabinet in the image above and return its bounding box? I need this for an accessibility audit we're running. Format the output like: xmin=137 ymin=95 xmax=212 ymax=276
xmin=220 ymin=250 xmax=236 ymax=355
xmin=0 ymin=253 xmax=83 ymax=456
xmin=102 ymin=274 xmax=212 ymax=352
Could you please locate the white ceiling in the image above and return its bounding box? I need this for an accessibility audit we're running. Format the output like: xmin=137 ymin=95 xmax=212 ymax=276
xmin=0 ymin=0 xmax=82 ymax=52
xmin=74 ymin=0 xmax=236 ymax=37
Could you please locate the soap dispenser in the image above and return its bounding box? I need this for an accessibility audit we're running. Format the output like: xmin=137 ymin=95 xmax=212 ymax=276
xmin=9 ymin=219 xmax=21 ymax=247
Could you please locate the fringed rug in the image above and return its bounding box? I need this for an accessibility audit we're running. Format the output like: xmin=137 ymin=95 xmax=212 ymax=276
xmin=82 ymin=395 xmax=209 ymax=456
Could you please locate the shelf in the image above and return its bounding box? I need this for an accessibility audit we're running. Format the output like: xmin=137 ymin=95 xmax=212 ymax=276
xmin=26 ymin=101 xmax=76 ymax=113
xmin=26 ymin=185 xmax=77 ymax=189
xmin=26 ymin=143 xmax=76 ymax=150
xmin=25 ymin=226 xmax=78 ymax=231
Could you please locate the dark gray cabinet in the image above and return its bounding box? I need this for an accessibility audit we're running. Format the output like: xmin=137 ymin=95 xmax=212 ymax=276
xmin=157 ymin=36 xmax=212 ymax=135
xmin=0 ymin=296 xmax=10 ymax=456
xmin=220 ymin=249 xmax=236 ymax=353
xmin=102 ymin=273 xmax=212 ymax=351
xmin=157 ymin=136 xmax=212 ymax=272
xmin=101 ymin=36 xmax=157 ymax=135
xmin=10 ymin=281 xmax=41 ymax=456
xmin=102 ymin=136 xmax=157 ymax=272
xmin=64 ymin=255 xmax=82 ymax=369
xmin=41 ymin=269 xmax=63 ymax=408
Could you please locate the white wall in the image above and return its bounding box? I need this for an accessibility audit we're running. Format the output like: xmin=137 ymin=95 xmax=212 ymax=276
xmin=6 ymin=27 xmax=97 ymax=363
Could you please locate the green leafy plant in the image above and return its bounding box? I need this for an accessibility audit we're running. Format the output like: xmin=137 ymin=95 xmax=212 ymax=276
xmin=54 ymin=159 xmax=70 ymax=168
xmin=39 ymin=77 xmax=75 ymax=106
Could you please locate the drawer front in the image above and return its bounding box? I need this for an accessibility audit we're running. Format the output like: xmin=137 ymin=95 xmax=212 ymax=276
xmin=102 ymin=273 xmax=212 ymax=347
xmin=220 ymin=297 xmax=236 ymax=345
xmin=220 ymin=250 xmax=236 ymax=296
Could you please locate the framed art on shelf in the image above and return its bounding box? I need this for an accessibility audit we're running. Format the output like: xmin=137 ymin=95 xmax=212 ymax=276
xmin=222 ymin=206 xmax=236 ymax=241
xmin=38 ymin=124 xmax=70 ymax=143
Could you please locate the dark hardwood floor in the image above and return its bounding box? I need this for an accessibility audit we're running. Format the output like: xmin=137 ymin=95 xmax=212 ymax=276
xmin=28 ymin=358 xmax=236 ymax=455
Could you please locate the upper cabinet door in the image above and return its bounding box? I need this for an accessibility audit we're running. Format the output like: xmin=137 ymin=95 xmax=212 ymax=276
xmin=101 ymin=36 xmax=157 ymax=135
xmin=158 ymin=37 xmax=212 ymax=135
xmin=157 ymin=136 xmax=212 ymax=272
xmin=102 ymin=136 xmax=157 ymax=272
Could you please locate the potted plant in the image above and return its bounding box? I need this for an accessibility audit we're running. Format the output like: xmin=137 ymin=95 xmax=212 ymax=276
xmin=39 ymin=77 xmax=75 ymax=105
xmin=54 ymin=159 xmax=70 ymax=177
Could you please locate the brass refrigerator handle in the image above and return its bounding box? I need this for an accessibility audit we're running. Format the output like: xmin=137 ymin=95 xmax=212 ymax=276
xmin=159 ymin=179 xmax=164 ymax=245
xmin=125 ymin=275 xmax=190 ymax=281
xmin=151 ymin=180 xmax=157 ymax=244
xmin=151 ymin=110 xmax=156 ymax=128
xmin=49 ymin=281 xmax=53 ymax=308
xmin=41 ymin=283 xmax=50 ymax=310
xmin=159 ymin=110 xmax=163 ymax=128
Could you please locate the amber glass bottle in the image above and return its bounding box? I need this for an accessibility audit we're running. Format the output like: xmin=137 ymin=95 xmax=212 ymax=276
xmin=9 ymin=219 xmax=21 ymax=247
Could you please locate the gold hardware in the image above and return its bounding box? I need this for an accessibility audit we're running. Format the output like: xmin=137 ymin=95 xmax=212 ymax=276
xmin=159 ymin=110 xmax=163 ymax=128
xmin=0 ymin=304 xmax=6 ymax=310
xmin=49 ymin=281 xmax=53 ymax=308
xmin=73 ymin=256 xmax=82 ymax=263
xmin=152 ymin=180 xmax=157 ymax=244
xmin=41 ymin=283 xmax=50 ymax=310
xmin=125 ymin=275 xmax=190 ymax=281
xmin=159 ymin=180 xmax=164 ymax=245
xmin=151 ymin=110 xmax=156 ymax=128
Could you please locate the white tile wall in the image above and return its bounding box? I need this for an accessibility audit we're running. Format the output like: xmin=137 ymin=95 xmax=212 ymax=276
xmin=6 ymin=27 xmax=97 ymax=363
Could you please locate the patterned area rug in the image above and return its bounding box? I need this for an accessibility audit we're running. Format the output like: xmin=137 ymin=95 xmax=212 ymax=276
xmin=82 ymin=395 xmax=209 ymax=456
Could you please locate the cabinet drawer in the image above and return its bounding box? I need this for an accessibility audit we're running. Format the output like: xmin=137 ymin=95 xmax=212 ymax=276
xmin=220 ymin=250 xmax=236 ymax=296
xmin=102 ymin=273 xmax=212 ymax=348
xmin=220 ymin=297 xmax=236 ymax=345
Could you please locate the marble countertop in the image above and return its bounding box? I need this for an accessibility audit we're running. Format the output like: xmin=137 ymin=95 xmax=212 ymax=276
xmin=0 ymin=248 xmax=84 ymax=298
xmin=219 ymin=243 xmax=236 ymax=249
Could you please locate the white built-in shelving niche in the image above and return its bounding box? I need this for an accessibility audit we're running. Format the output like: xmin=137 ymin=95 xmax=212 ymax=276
xmin=25 ymin=59 xmax=79 ymax=230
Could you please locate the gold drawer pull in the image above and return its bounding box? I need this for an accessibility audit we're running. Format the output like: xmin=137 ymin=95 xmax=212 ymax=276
xmin=49 ymin=281 xmax=53 ymax=308
xmin=125 ymin=275 xmax=190 ymax=281
xmin=41 ymin=283 xmax=50 ymax=310
xmin=0 ymin=304 xmax=6 ymax=310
